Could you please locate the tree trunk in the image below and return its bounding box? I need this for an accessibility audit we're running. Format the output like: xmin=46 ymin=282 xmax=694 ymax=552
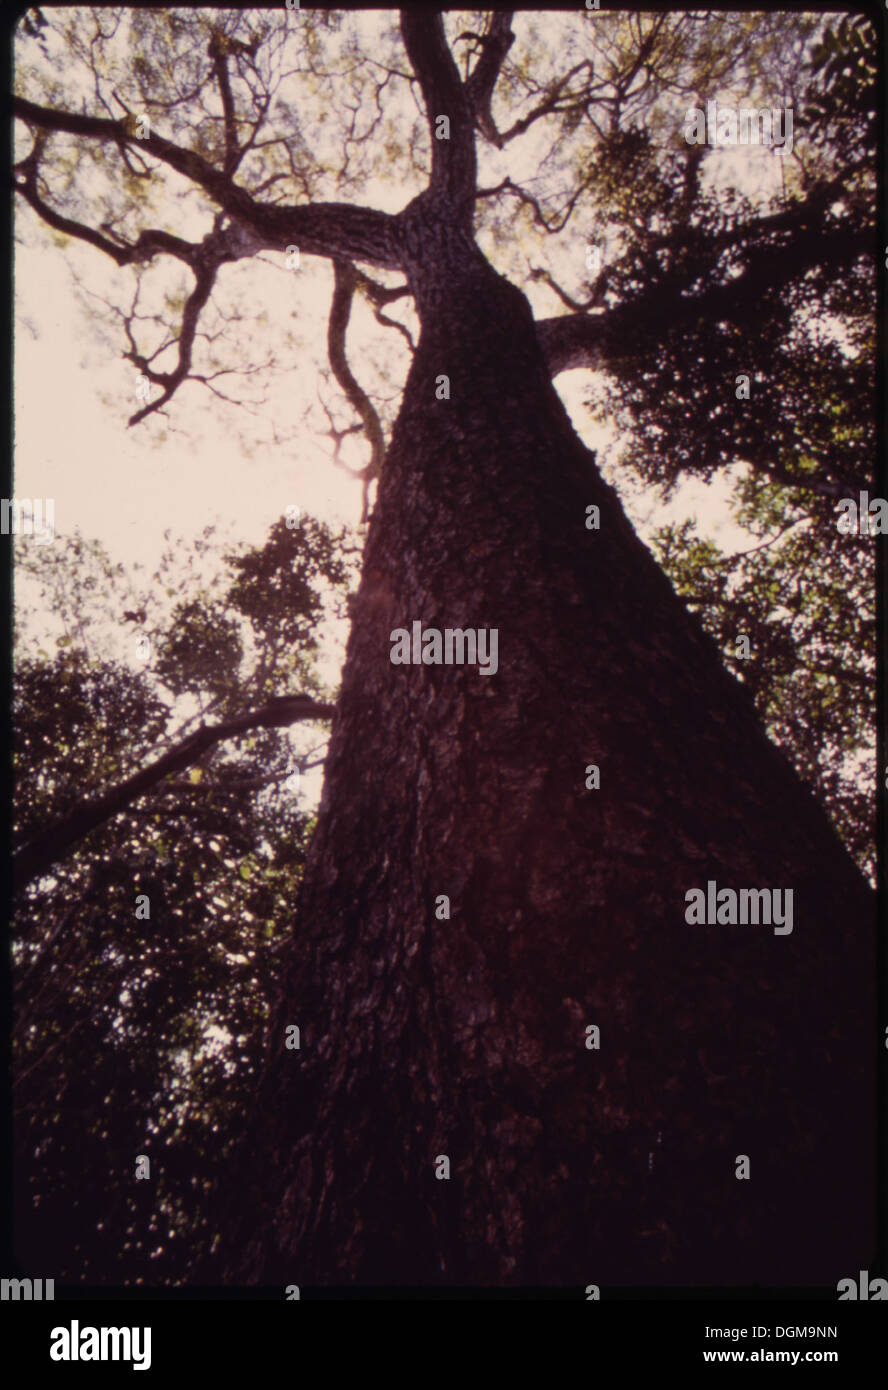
xmin=226 ymin=210 xmax=875 ymax=1288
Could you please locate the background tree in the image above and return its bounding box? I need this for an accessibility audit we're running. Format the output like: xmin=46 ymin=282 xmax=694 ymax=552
xmin=12 ymin=518 xmax=354 ymax=1282
xmin=13 ymin=7 xmax=878 ymax=1287
xmin=586 ymin=9 xmax=878 ymax=881
xmin=652 ymin=468 xmax=876 ymax=881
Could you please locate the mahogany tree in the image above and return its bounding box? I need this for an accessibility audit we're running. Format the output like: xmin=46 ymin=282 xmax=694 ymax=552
xmin=14 ymin=7 xmax=877 ymax=1287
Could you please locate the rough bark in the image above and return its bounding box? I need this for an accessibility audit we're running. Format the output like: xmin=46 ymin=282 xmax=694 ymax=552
xmin=221 ymin=206 xmax=875 ymax=1288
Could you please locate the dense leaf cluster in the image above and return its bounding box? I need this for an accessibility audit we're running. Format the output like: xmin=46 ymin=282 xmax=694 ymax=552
xmin=13 ymin=520 xmax=354 ymax=1281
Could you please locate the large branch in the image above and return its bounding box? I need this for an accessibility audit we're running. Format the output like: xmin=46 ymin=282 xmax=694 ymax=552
xmin=125 ymin=252 xmax=220 ymax=426
xmin=14 ymin=695 xmax=335 ymax=889
xmin=208 ymin=28 xmax=242 ymax=177
xmin=536 ymin=221 xmax=874 ymax=377
xmin=326 ymin=259 xmax=387 ymax=521
xmin=15 ymin=135 xmax=198 ymax=268
xmin=399 ymin=9 xmax=476 ymax=225
xmin=353 ymin=268 xmax=415 ymax=350
xmin=14 ymin=95 xmax=403 ymax=268
xmin=462 ymin=12 xmax=515 ymax=148
xmin=15 ymin=186 xmax=267 ymax=426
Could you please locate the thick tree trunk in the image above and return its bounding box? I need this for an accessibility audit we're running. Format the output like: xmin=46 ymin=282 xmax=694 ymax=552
xmin=227 ymin=210 xmax=875 ymax=1288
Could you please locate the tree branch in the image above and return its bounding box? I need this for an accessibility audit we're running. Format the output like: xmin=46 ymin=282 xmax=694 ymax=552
xmin=15 ymin=158 xmax=198 ymax=269
xmin=124 ymin=254 xmax=221 ymax=425
xmin=536 ymin=220 xmax=874 ymax=377
xmin=478 ymin=173 xmax=591 ymax=234
xmin=496 ymin=59 xmax=595 ymax=146
xmin=14 ymin=94 xmax=403 ymax=268
xmin=399 ymin=9 xmax=476 ymax=225
xmin=327 ymin=259 xmax=387 ymax=522
xmin=208 ymin=28 xmax=243 ymax=177
xmin=462 ymin=12 xmax=515 ymax=148
xmin=14 ymin=695 xmax=335 ymax=889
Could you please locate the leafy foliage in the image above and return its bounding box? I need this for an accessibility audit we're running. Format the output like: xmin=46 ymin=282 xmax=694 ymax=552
xmin=652 ymin=469 xmax=876 ymax=879
xmin=579 ymin=11 xmax=877 ymax=878
xmin=805 ymin=13 xmax=878 ymax=163
xmin=13 ymin=520 xmax=354 ymax=1282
